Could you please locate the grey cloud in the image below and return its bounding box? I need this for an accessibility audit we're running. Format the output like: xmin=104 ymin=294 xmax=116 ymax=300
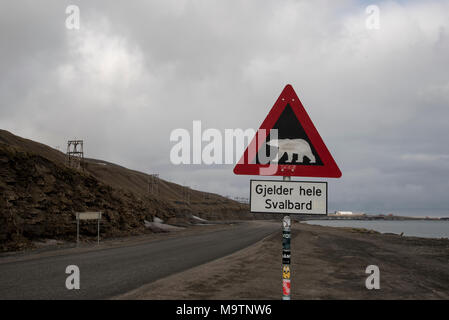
xmin=1 ymin=0 xmax=449 ymax=216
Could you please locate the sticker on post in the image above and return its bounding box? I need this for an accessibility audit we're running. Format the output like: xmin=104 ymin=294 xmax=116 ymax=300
xmin=282 ymin=250 xmax=291 ymax=264
xmin=282 ymin=279 xmax=291 ymax=296
xmin=282 ymin=265 xmax=291 ymax=279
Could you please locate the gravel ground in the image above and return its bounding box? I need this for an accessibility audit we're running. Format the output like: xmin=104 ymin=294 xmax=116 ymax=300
xmin=115 ymin=221 xmax=449 ymax=300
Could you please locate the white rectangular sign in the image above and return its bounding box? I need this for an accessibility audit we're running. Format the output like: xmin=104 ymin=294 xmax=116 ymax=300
xmin=250 ymin=180 xmax=327 ymax=215
xmin=76 ymin=212 xmax=102 ymax=220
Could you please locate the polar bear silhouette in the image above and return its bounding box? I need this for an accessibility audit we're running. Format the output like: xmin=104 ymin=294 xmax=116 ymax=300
xmin=267 ymin=139 xmax=316 ymax=163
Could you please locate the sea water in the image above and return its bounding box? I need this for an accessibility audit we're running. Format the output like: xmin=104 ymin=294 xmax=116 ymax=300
xmin=304 ymin=220 xmax=449 ymax=239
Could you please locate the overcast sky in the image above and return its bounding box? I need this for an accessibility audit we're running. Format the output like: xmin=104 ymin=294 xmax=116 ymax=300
xmin=1 ymin=0 xmax=449 ymax=216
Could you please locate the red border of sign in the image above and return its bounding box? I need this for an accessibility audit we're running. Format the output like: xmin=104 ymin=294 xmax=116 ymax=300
xmin=233 ymin=84 xmax=342 ymax=178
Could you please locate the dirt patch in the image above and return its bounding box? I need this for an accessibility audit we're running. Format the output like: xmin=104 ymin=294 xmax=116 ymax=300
xmin=115 ymin=222 xmax=449 ymax=300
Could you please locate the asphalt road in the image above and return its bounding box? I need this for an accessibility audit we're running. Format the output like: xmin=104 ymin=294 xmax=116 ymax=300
xmin=0 ymin=222 xmax=277 ymax=299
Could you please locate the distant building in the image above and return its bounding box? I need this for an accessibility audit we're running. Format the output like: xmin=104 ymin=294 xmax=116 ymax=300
xmin=328 ymin=211 xmax=366 ymax=218
xmin=335 ymin=211 xmax=354 ymax=216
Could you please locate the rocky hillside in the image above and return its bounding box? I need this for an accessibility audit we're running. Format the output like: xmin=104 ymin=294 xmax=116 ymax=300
xmin=0 ymin=130 xmax=252 ymax=252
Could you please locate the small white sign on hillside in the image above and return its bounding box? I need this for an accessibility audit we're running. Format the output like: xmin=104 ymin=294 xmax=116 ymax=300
xmin=75 ymin=212 xmax=102 ymax=246
xmin=76 ymin=212 xmax=102 ymax=220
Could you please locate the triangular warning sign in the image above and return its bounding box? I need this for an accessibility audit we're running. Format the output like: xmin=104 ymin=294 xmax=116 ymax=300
xmin=233 ymin=84 xmax=342 ymax=178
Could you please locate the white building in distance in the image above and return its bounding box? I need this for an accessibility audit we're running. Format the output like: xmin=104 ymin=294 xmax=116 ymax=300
xmin=335 ymin=211 xmax=353 ymax=215
xmin=328 ymin=211 xmax=366 ymax=217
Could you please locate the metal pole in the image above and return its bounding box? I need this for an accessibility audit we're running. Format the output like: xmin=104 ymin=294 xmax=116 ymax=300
xmin=76 ymin=214 xmax=79 ymax=248
xmin=282 ymin=176 xmax=291 ymax=300
xmin=97 ymin=213 xmax=101 ymax=245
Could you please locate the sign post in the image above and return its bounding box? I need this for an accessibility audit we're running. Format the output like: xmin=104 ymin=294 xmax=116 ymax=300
xmin=282 ymin=176 xmax=291 ymax=300
xmin=233 ymin=84 xmax=342 ymax=300
xmin=75 ymin=212 xmax=102 ymax=247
